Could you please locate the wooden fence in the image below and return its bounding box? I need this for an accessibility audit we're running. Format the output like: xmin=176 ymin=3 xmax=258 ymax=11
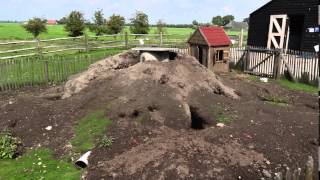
xmin=0 ymin=33 xmax=188 ymax=60
xmin=0 ymin=33 xmax=189 ymax=91
xmin=230 ymin=46 xmax=319 ymax=85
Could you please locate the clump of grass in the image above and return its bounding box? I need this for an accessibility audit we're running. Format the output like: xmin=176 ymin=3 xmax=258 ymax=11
xmin=213 ymin=105 xmax=233 ymax=124
xmin=259 ymin=94 xmax=289 ymax=106
xmin=0 ymin=129 xmax=20 ymax=159
xmin=71 ymin=111 xmax=112 ymax=153
xmin=0 ymin=148 xmax=80 ymax=179
xmin=99 ymin=136 xmax=114 ymax=148
xmin=260 ymin=94 xmax=289 ymax=103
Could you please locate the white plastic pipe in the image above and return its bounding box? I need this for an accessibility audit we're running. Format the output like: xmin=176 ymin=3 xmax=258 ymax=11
xmin=75 ymin=151 xmax=91 ymax=168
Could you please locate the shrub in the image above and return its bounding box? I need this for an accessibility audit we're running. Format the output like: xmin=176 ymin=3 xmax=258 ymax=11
xmin=22 ymin=17 xmax=47 ymax=38
xmin=0 ymin=129 xmax=19 ymax=159
xmin=64 ymin=11 xmax=86 ymax=37
xmin=129 ymin=11 xmax=149 ymax=34
xmin=89 ymin=9 xmax=108 ymax=36
xmin=106 ymin=14 xmax=125 ymax=35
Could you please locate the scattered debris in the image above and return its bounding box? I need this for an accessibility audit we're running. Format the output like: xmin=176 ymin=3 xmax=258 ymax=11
xmin=262 ymin=169 xmax=272 ymax=178
xmin=75 ymin=151 xmax=92 ymax=168
xmin=45 ymin=126 xmax=52 ymax=131
xmin=260 ymin=78 xmax=268 ymax=83
xmin=216 ymin=123 xmax=225 ymax=128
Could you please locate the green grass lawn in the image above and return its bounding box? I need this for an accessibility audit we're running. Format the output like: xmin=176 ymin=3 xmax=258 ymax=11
xmin=0 ymin=148 xmax=80 ymax=180
xmin=277 ymin=79 xmax=318 ymax=94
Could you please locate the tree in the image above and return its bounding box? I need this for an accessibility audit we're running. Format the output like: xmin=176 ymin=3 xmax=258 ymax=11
xmin=156 ymin=19 xmax=166 ymax=34
xmin=57 ymin=17 xmax=68 ymax=24
xmin=129 ymin=11 xmax=149 ymax=34
xmin=212 ymin=16 xmax=223 ymax=26
xmin=89 ymin=9 xmax=108 ymax=36
xmin=243 ymin=17 xmax=249 ymax=24
xmin=222 ymin=15 xmax=235 ymax=26
xmin=22 ymin=17 xmax=47 ymax=38
xmin=106 ymin=14 xmax=125 ymax=34
xmin=192 ymin=20 xmax=199 ymax=29
xmin=64 ymin=11 xmax=86 ymax=37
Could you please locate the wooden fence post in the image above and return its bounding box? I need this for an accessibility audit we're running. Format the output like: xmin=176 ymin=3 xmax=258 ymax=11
xmin=36 ymin=38 xmax=43 ymax=58
xmin=239 ymin=28 xmax=244 ymax=48
xmin=273 ymin=49 xmax=282 ymax=79
xmin=44 ymin=60 xmax=49 ymax=83
xmin=125 ymin=32 xmax=128 ymax=49
xmin=160 ymin=32 xmax=163 ymax=47
xmin=84 ymin=34 xmax=89 ymax=52
xmin=244 ymin=47 xmax=250 ymax=71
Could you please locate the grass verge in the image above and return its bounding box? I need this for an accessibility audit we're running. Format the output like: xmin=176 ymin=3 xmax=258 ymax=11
xmin=0 ymin=148 xmax=80 ymax=180
xmin=71 ymin=111 xmax=112 ymax=153
xmin=277 ymin=79 xmax=318 ymax=94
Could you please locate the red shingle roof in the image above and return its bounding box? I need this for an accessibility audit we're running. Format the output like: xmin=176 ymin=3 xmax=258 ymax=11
xmin=199 ymin=27 xmax=231 ymax=47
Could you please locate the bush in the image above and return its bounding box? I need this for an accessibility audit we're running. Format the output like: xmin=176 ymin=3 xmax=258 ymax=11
xmin=129 ymin=11 xmax=149 ymax=34
xmin=0 ymin=129 xmax=19 ymax=159
xmin=64 ymin=11 xmax=86 ymax=37
xmin=106 ymin=14 xmax=125 ymax=35
xmin=22 ymin=17 xmax=47 ymax=38
xmin=89 ymin=9 xmax=108 ymax=36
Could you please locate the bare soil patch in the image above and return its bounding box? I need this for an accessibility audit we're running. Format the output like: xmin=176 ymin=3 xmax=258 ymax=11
xmin=0 ymin=51 xmax=317 ymax=179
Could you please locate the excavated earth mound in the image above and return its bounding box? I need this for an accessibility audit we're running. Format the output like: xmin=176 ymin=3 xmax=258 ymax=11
xmin=2 ymin=51 xmax=316 ymax=179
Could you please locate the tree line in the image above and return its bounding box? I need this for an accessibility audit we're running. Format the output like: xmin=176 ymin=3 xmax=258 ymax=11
xmin=22 ymin=10 xmax=246 ymax=39
xmin=23 ymin=10 xmax=156 ymax=39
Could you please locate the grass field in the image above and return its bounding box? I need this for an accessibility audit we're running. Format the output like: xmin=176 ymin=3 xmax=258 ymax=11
xmin=0 ymin=23 xmax=246 ymax=41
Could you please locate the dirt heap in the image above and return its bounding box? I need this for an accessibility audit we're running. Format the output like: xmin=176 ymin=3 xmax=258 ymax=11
xmin=62 ymin=51 xmax=239 ymax=100
xmin=0 ymin=49 xmax=317 ymax=179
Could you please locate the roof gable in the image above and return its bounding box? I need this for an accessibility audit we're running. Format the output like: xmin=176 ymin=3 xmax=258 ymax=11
xmin=199 ymin=27 xmax=231 ymax=47
xmin=187 ymin=30 xmax=208 ymax=45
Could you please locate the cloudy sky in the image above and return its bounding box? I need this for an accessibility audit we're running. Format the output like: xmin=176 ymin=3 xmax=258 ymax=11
xmin=1 ymin=0 xmax=270 ymax=23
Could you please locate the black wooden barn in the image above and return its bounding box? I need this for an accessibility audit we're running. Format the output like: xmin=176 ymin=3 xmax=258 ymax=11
xmin=247 ymin=0 xmax=319 ymax=52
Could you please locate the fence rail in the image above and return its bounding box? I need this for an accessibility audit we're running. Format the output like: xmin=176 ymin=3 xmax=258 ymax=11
xmin=0 ymin=33 xmax=189 ymax=60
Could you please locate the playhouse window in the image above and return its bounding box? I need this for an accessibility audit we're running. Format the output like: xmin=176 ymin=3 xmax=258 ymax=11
xmin=215 ymin=50 xmax=224 ymax=61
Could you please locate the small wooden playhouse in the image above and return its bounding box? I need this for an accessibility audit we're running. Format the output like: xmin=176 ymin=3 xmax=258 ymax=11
xmin=187 ymin=27 xmax=232 ymax=72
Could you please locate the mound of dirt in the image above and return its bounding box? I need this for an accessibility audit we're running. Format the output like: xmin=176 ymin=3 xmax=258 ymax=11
xmin=62 ymin=51 xmax=239 ymax=101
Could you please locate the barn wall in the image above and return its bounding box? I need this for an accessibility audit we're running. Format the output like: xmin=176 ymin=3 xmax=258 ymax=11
xmin=248 ymin=0 xmax=319 ymax=52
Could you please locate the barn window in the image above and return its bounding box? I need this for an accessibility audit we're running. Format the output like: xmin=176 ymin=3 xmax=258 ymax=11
xmin=215 ymin=50 xmax=224 ymax=61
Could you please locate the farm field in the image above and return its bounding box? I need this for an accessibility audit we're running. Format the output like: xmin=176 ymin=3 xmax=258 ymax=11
xmin=0 ymin=23 xmax=246 ymax=41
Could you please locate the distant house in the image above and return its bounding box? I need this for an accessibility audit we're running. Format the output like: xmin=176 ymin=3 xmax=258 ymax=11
xmin=224 ymin=21 xmax=248 ymax=30
xmin=47 ymin=19 xmax=57 ymax=25
xmin=187 ymin=27 xmax=232 ymax=72
xmin=247 ymin=0 xmax=319 ymax=52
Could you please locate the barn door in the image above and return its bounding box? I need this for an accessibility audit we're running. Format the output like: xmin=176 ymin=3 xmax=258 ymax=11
xmin=267 ymin=15 xmax=289 ymax=49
